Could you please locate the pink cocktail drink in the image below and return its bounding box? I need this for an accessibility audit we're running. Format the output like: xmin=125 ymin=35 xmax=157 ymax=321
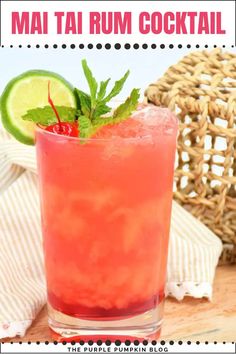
xmin=36 ymin=105 xmax=178 ymax=339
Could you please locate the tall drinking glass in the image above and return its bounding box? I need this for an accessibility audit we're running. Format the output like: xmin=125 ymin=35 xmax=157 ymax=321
xmin=36 ymin=105 xmax=178 ymax=340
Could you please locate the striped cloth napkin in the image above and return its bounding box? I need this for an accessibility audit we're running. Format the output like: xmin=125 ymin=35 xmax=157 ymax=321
xmin=0 ymin=125 xmax=222 ymax=339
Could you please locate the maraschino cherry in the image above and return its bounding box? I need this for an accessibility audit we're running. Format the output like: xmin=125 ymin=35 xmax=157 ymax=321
xmin=45 ymin=81 xmax=78 ymax=137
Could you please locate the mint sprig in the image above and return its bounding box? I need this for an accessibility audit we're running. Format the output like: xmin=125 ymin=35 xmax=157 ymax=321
xmin=22 ymin=60 xmax=140 ymax=139
xmin=77 ymin=60 xmax=140 ymax=137
xmin=80 ymin=59 xmax=131 ymax=122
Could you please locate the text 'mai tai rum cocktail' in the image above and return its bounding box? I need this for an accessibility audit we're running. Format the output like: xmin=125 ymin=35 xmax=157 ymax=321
xmin=36 ymin=104 xmax=178 ymax=340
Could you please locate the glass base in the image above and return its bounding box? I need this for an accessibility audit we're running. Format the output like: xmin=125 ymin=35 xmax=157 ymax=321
xmin=48 ymin=300 xmax=164 ymax=341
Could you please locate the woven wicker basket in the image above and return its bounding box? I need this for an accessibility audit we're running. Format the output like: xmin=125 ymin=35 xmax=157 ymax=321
xmin=145 ymin=48 xmax=236 ymax=264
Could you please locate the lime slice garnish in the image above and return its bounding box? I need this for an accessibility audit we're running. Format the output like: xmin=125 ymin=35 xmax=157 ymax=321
xmin=1 ymin=70 xmax=77 ymax=144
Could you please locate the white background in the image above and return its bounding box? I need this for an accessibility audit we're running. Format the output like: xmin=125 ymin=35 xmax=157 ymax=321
xmin=1 ymin=1 xmax=235 ymax=46
xmin=0 ymin=46 xmax=236 ymax=100
xmin=0 ymin=47 xmax=191 ymax=99
xmin=1 ymin=0 xmax=235 ymax=97
xmin=1 ymin=342 xmax=236 ymax=353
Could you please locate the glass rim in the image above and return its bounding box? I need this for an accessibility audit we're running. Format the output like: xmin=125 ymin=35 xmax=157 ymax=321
xmin=35 ymin=125 xmax=159 ymax=143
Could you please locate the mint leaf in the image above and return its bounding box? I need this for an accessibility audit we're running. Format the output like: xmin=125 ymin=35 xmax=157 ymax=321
xmin=92 ymin=116 xmax=116 ymax=130
xmin=102 ymin=70 xmax=130 ymax=103
xmin=78 ymin=115 xmax=94 ymax=139
xmin=97 ymin=78 xmax=110 ymax=101
xmin=22 ymin=106 xmax=77 ymax=125
xmin=75 ymin=88 xmax=91 ymax=118
xmin=113 ymin=88 xmax=140 ymax=120
xmin=92 ymin=102 xmax=111 ymax=119
xmin=82 ymin=59 xmax=98 ymax=107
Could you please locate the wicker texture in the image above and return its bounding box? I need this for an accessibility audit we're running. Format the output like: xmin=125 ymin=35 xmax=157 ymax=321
xmin=145 ymin=49 xmax=236 ymax=264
